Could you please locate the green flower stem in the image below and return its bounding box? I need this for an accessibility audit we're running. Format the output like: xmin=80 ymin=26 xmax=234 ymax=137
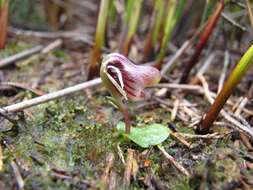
xmin=119 ymin=0 xmax=143 ymax=55
xmin=197 ymin=44 xmax=253 ymax=134
xmin=88 ymin=0 xmax=110 ymax=79
xmin=155 ymin=0 xmax=177 ymax=69
xmin=0 ymin=0 xmax=5 ymax=7
xmin=200 ymin=0 xmax=216 ymax=24
xmin=143 ymin=0 xmax=165 ymax=61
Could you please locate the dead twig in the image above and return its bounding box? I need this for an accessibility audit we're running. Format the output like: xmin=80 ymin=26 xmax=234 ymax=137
xmin=234 ymin=97 xmax=248 ymax=117
xmin=117 ymin=143 xmax=125 ymax=164
xmin=191 ymin=53 xmax=215 ymax=84
xmin=221 ymin=13 xmax=247 ymax=31
xmin=11 ymin=161 xmax=24 ymax=190
xmin=0 ymin=45 xmax=43 ymax=68
xmin=177 ymin=132 xmax=231 ymax=139
xmin=171 ymin=99 xmax=179 ymax=122
xmin=245 ymin=0 xmax=253 ymax=31
xmin=0 ymin=82 xmax=45 ymax=96
xmin=158 ymin=145 xmax=190 ymax=177
xmin=170 ymin=132 xmax=192 ymax=149
xmin=0 ymin=78 xmax=102 ymax=114
xmin=218 ymin=50 xmax=230 ymax=93
xmin=41 ymin=39 xmax=62 ymax=54
xmin=153 ymin=82 xmax=253 ymax=116
xmin=8 ymin=27 xmax=81 ymax=39
xmin=0 ymin=145 xmax=3 ymax=171
xmin=123 ymin=149 xmax=135 ymax=188
xmin=101 ymin=153 xmax=115 ymax=190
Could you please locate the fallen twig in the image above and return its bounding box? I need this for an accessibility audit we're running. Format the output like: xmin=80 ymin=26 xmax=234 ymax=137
xmin=0 ymin=39 xmax=63 ymax=69
xmin=170 ymin=132 xmax=192 ymax=149
xmin=123 ymin=149 xmax=135 ymax=188
xmin=101 ymin=153 xmax=115 ymax=190
xmin=158 ymin=145 xmax=190 ymax=177
xmin=0 ymin=78 xmax=102 ymax=114
xmin=218 ymin=50 xmax=229 ymax=93
xmin=0 ymin=82 xmax=45 ymax=96
xmin=8 ymin=27 xmax=81 ymax=39
xmin=0 ymin=45 xmax=43 ymax=68
xmin=177 ymin=132 xmax=231 ymax=139
xmin=11 ymin=161 xmax=24 ymax=190
xmin=221 ymin=13 xmax=247 ymax=31
xmin=41 ymin=39 xmax=63 ymax=54
xmin=0 ymin=145 xmax=3 ymax=171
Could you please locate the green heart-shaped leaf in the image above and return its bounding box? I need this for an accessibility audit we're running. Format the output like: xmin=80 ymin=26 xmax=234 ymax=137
xmin=117 ymin=122 xmax=171 ymax=148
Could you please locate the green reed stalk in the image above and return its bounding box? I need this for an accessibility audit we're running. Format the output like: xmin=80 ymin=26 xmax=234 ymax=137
xmin=155 ymin=0 xmax=185 ymax=70
xmin=143 ymin=0 xmax=165 ymax=61
xmin=119 ymin=0 xmax=143 ymax=56
xmin=87 ymin=0 xmax=110 ymax=79
xmin=197 ymin=44 xmax=253 ymax=134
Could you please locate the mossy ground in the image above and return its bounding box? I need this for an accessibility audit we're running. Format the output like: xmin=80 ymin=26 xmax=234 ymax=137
xmin=1 ymin=0 xmax=253 ymax=188
xmin=0 ymin=42 xmax=252 ymax=189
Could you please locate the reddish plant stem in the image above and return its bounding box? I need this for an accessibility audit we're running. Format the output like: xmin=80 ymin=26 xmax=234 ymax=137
xmin=87 ymin=47 xmax=101 ymax=79
xmin=122 ymin=107 xmax=131 ymax=134
xmin=180 ymin=0 xmax=225 ymax=83
xmin=142 ymin=31 xmax=154 ymax=62
xmin=0 ymin=1 xmax=8 ymax=49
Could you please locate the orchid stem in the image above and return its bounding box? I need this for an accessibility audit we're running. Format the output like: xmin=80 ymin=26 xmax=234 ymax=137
xmin=122 ymin=107 xmax=131 ymax=134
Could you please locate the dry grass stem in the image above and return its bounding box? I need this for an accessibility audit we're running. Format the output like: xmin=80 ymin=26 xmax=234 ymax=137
xmin=158 ymin=145 xmax=190 ymax=177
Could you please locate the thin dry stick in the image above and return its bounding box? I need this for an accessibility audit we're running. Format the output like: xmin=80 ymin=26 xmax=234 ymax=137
xmin=170 ymin=132 xmax=192 ymax=149
xmin=9 ymin=27 xmax=81 ymax=39
xmin=158 ymin=145 xmax=190 ymax=177
xmin=123 ymin=149 xmax=134 ymax=188
xmin=153 ymin=83 xmax=203 ymax=92
xmin=171 ymin=99 xmax=179 ymax=121
xmin=11 ymin=161 xmax=24 ymax=190
xmin=0 ymin=145 xmax=3 ymax=171
xmin=101 ymin=153 xmax=115 ymax=189
xmin=0 ymin=82 xmax=45 ymax=96
xmin=0 ymin=39 xmax=62 ymax=69
xmin=235 ymin=97 xmax=248 ymax=116
xmin=197 ymin=53 xmax=215 ymax=77
xmin=153 ymin=83 xmax=253 ymax=116
xmin=0 ymin=78 xmax=102 ymax=114
xmin=177 ymin=132 xmax=230 ymax=139
xmin=218 ymin=50 xmax=229 ymax=93
xmin=161 ymin=22 xmax=206 ymax=75
xmin=245 ymin=0 xmax=253 ymax=31
xmin=0 ymin=45 xmax=43 ymax=68
xmin=41 ymin=39 xmax=62 ymax=54
xmin=232 ymin=97 xmax=243 ymax=112
xmin=221 ymin=13 xmax=247 ymax=31
xmin=161 ymin=40 xmax=190 ymax=75
xmin=221 ymin=111 xmax=253 ymax=140
xmin=117 ymin=143 xmax=126 ymax=164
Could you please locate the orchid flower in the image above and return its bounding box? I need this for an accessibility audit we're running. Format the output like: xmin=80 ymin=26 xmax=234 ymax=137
xmin=100 ymin=53 xmax=161 ymax=134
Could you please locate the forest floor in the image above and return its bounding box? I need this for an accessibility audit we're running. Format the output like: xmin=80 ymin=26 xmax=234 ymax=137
xmin=0 ymin=38 xmax=253 ymax=190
